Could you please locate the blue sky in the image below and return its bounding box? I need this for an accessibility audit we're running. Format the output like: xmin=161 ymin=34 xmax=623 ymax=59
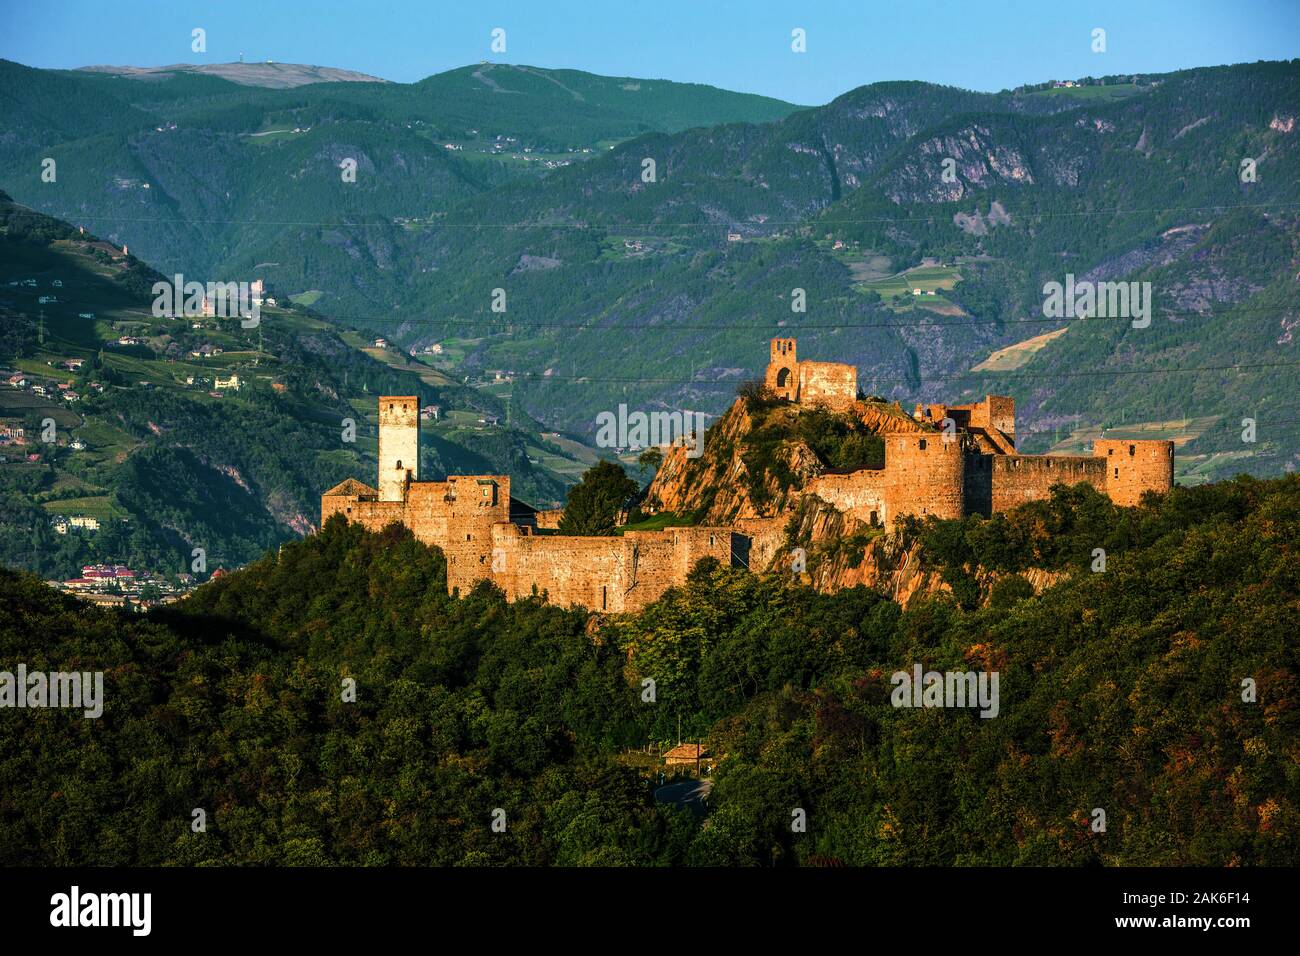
xmin=2 ymin=0 xmax=1296 ymax=104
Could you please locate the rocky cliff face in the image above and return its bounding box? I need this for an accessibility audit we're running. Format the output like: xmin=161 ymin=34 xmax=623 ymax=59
xmin=647 ymin=396 xmax=1063 ymax=608
xmin=644 ymin=398 xmax=818 ymax=524
xmin=788 ymin=493 xmax=1065 ymax=608
xmin=644 ymin=396 xmax=924 ymax=524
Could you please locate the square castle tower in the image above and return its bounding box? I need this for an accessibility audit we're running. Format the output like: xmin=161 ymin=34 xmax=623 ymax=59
xmin=764 ymin=337 xmax=857 ymax=410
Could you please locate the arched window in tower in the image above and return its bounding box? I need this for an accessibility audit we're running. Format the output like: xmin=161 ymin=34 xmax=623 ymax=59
xmin=776 ymin=367 xmax=790 ymax=388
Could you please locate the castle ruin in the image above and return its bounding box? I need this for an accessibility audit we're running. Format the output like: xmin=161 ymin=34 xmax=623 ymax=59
xmin=765 ymin=337 xmax=858 ymax=410
xmin=767 ymin=338 xmax=1174 ymax=527
xmin=321 ymin=341 xmax=1174 ymax=612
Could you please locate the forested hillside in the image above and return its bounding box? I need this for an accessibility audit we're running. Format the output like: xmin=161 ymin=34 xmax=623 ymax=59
xmin=0 ymin=194 xmax=580 ymax=581
xmin=2 ymin=474 xmax=1295 ymax=865
xmin=0 ymin=58 xmax=797 ymax=303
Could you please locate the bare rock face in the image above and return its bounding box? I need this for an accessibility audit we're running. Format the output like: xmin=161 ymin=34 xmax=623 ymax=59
xmin=646 ymin=391 xmax=1074 ymax=608
xmin=780 ymin=493 xmax=940 ymax=604
xmin=647 ymin=395 xmax=926 ymax=525
xmin=644 ymin=398 xmax=824 ymax=524
xmin=787 ymin=493 xmax=1066 ymax=608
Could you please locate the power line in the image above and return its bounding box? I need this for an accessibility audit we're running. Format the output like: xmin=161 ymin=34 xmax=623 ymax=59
xmin=461 ymin=359 xmax=1300 ymax=388
xmin=53 ymin=199 xmax=1300 ymax=231
xmin=320 ymin=303 xmax=1299 ymax=333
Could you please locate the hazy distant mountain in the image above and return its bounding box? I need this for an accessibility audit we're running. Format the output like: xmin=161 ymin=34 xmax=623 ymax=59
xmin=76 ymin=61 xmax=389 ymax=88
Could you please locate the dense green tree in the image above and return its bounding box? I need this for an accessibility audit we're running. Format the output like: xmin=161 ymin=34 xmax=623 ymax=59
xmin=557 ymin=460 xmax=639 ymax=535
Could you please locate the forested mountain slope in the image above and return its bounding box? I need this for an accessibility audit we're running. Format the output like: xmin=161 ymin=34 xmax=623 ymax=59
xmin=0 ymin=194 xmax=579 ymax=580
xmin=1 ymin=474 xmax=1295 ymax=865
xmin=3 ymin=60 xmax=1295 ymax=485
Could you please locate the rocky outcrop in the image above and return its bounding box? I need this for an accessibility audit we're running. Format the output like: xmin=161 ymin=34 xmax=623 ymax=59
xmin=643 ymin=398 xmax=819 ymax=524
xmin=788 ymin=493 xmax=1067 ymax=608
xmin=645 ymin=392 xmax=1070 ymax=609
xmin=644 ymin=396 xmax=923 ymax=525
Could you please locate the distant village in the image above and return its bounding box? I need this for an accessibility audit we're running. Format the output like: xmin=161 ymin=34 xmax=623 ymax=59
xmin=2 ymin=263 xmax=253 ymax=608
xmin=46 ymin=562 xmax=223 ymax=610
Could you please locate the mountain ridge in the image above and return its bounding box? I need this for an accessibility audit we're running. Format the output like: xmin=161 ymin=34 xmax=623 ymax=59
xmin=1 ymin=59 xmax=1295 ymax=490
xmin=75 ymin=61 xmax=391 ymax=87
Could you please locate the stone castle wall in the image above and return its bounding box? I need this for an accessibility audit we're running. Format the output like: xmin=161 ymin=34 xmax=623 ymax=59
xmin=323 ymin=421 xmax=735 ymax=612
xmin=732 ymin=515 xmax=788 ymax=571
xmin=915 ymin=395 xmax=1017 ymax=453
xmin=799 ymin=361 xmax=858 ymax=410
xmin=986 ymin=454 xmax=1107 ymax=513
xmin=765 ymin=337 xmax=856 ymax=409
xmin=804 ymin=435 xmax=964 ymax=529
xmin=806 ymin=439 xmax=1168 ymax=531
xmin=484 ymin=523 xmax=735 ymax=612
xmin=534 ymin=509 xmax=564 ymax=530
xmin=323 ymin=370 xmax=1178 ymax=612
xmin=805 ymin=470 xmax=889 ymax=525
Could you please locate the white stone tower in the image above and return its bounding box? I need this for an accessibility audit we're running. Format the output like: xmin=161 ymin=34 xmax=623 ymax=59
xmin=378 ymin=395 xmax=419 ymax=501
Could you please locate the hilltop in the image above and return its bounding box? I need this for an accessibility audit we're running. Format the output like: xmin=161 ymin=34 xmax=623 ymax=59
xmin=644 ymin=393 xmax=920 ymax=524
xmin=76 ymin=61 xmax=389 ymax=88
